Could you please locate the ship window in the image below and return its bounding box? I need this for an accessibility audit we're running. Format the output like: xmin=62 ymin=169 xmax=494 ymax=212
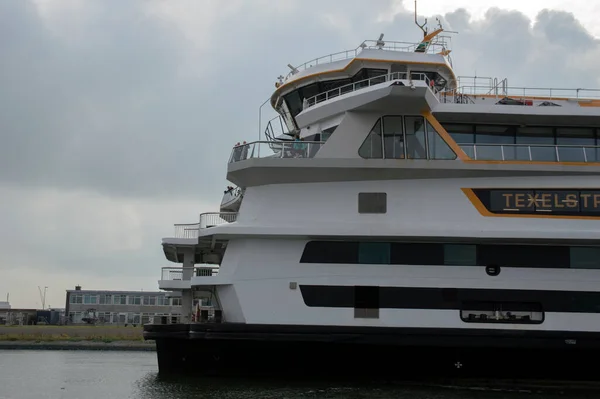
xmin=391 ymin=243 xmax=443 ymax=265
xmin=300 ymin=241 xmax=600 ymax=270
xmin=358 ymin=192 xmax=387 ymax=214
xmin=444 ymin=244 xmax=477 ymax=266
xmin=321 ymin=125 xmax=337 ymax=142
xmin=478 ymin=244 xmax=569 ymax=268
xmin=426 ymin=121 xmax=457 ymax=160
xmin=359 ymin=120 xmax=383 ymax=159
xmin=474 ymin=125 xmax=516 ymax=161
xmin=404 ymin=116 xmax=427 ymax=159
xmin=300 ymin=241 xmax=359 ymax=263
xmin=284 ymin=90 xmax=303 ymax=118
xmin=359 ymin=242 xmax=390 ymax=264
xmin=570 ymin=247 xmax=600 ymax=269
xmin=444 ymin=124 xmax=474 ymax=144
xmin=557 ymin=128 xmax=596 ymax=162
xmin=516 ymin=126 xmax=556 ymax=161
xmin=383 ymin=116 xmax=405 ymax=159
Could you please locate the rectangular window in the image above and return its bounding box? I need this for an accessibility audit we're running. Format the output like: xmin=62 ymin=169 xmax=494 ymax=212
xmin=113 ymin=295 xmax=126 ymax=305
xmin=70 ymin=294 xmax=82 ymax=304
xmin=404 ymin=116 xmax=427 ymax=159
xmin=570 ymin=247 xmax=600 ymax=269
xmin=358 ymin=242 xmax=390 ymax=264
xmin=444 ymin=244 xmax=477 ymax=266
xmin=478 ymin=244 xmax=569 ymax=268
xmin=391 ymin=243 xmax=444 ymax=265
xmin=129 ymin=296 xmax=141 ymax=305
xmin=358 ymin=192 xmax=387 ymax=214
xmin=83 ymin=294 xmax=97 ymax=305
xmin=300 ymin=241 xmax=359 ymax=263
xmin=157 ymin=296 xmax=167 ymax=306
xmin=382 ymin=116 xmax=405 ymax=159
xmin=171 ymin=298 xmax=182 ymax=306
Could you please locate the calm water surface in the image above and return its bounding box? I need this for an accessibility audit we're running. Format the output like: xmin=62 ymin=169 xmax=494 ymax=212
xmin=0 ymin=350 xmax=592 ymax=399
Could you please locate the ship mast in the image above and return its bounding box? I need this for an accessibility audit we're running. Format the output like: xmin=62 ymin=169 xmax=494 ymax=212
xmin=414 ymin=0 xmax=428 ymax=37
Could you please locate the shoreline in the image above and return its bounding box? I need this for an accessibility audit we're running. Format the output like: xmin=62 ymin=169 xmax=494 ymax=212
xmin=0 ymin=340 xmax=155 ymax=351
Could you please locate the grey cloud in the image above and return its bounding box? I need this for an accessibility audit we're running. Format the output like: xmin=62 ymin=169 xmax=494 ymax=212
xmin=1 ymin=1 xmax=600 ymax=202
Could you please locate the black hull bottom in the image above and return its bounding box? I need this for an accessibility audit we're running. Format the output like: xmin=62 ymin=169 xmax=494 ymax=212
xmin=145 ymin=323 xmax=600 ymax=381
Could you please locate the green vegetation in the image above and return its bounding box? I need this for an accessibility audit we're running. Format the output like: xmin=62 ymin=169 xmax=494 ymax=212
xmin=0 ymin=325 xmax=145 ymax=342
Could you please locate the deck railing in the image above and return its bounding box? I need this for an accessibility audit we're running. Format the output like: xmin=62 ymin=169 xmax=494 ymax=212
xmin=229 ymin=141 xmax=325 ymax=163
xmin=199 ymin=212 xmax=238 ymax=228
xmin=161 ymin=266 xmax=219 ymax=280
xmin=284 ymin=38 xmax=451 ymax=81
xmin=460 ymin=143 xmax=600 ymax=163
xmin=173 ymin=223 xmax=200 ymax=239
xmin=304 ymin=72 xmax=435 ymax=108
xmin=173 ymin=213 xmax=238 ymax=238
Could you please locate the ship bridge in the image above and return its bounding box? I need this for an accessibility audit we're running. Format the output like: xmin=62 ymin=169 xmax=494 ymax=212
xmin=271 ymin=32 xmax=456 ymax=135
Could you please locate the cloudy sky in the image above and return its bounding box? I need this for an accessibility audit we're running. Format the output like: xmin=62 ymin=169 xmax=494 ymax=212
xmin=1 ymin=0 xmax=599 ymax=309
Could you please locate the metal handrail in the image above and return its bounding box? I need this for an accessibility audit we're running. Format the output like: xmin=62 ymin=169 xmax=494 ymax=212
xmin=284 ymin=38 xmax=451 ymax=82
xmin=173 ymin=223 xmax=200 ymax=239
xmin=199 ymin=212 xmax=238 ymax=228
xmin=441 ymin=85 xmax=600 ymax=102
xmin=229 ymin=140 xmax=325 ymax=163
xmin=460 ymin=143 xmax=600 ymax=162
xmin=161 ymin=266 xmax=219 ymax=280
xmin=304 ymin=72 xmax=435 ymax=108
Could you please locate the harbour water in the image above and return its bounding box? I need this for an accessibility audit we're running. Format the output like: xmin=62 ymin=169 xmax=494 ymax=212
xmin=0 ymin=350 xmax=593 ymax=399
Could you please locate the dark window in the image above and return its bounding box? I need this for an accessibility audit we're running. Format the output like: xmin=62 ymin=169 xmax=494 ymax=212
xmin=300 ymin=241 xmax=358 ymax=263
xmin=444 ymin=244 xmax=477 ymax=266
xmin=474 ymin=125 xmax=516 ymax=161
xmin=300 ymin=241 xmax=600 ymax=269
xmin=391 ymin=243 xmax=443 ymax=265
xmin=359 ymin=242 xmax=390 ymax=264
xmin=358 ymin=192 xmax=387 ymax=214
xmin=478 ymin=244 xmax=569 ymax=268
xmin=570 ymin=247 xmax=600 ymax=269
xmin=556 ymin=127 xmax=596 ymax=162
xmin=283 ymin=90 xmax=303 ymax=118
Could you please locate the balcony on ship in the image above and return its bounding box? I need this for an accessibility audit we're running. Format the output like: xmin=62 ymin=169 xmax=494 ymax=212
xmin=159 ymin=266 xmax=219 ymax=290
xmin=172 ymin=212 xmax=239 ymax=239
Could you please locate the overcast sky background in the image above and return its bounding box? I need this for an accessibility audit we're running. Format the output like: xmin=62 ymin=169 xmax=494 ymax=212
xmin=1 ymin=0 xmax=599 ymax=309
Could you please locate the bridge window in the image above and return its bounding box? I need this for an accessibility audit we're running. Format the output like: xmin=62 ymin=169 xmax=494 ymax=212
xmin=426 ymin=121 xmax=456 ymax=160
xmin=405 ymin=117 xmax=427 ymax=159
xmin=359 ymin=116 xmax=457 ymax=160
xmin=359 ymin=119 xmax=383 ymax=159
xmin=383 ymin=116 xmax=405 ymax=159
xmin=570 ymin=247 xmax=600 ymax=269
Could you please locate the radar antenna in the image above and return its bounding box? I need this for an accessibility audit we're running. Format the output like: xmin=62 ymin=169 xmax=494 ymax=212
xmin=414 ymin=0 xmax=428 ymax=37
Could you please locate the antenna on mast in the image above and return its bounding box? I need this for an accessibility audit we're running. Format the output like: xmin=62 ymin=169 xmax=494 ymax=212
xmin=414 ymin=0 xmax=428 ymax=37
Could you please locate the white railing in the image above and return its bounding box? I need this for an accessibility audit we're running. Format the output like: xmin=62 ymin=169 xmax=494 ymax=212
xmin=199 ymin=212 xmax=238 ymax=228
xmin=284 ymin=38 xmax=451 ymax=82
xmin=161 ymin=266 xmax=219 ymax=281
xmin=229 ymin=141 xmax=325 ymax=163
xmin=460 ymin=143 xmax=600 ymax=162
xmin=439 ymin=76 xmax=600 ymax=103
xmin=174 ymin=223 xmax=200 ymax=239
xmin=304 ymin=72 xmax=435 ymax=108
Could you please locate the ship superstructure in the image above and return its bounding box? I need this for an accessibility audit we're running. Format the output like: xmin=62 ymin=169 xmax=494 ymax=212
xmin=145 ymin=10 xmax=600 ymax=379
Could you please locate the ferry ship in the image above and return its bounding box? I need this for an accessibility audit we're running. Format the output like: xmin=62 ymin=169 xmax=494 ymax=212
xmin=144 ymin=9 xmax=600 ymax=379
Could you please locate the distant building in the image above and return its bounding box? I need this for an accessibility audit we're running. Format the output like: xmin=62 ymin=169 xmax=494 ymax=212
xmin=0 ymin=301 xmax=10 ymax=310
xmin=65 ymin=286 xmax=182 ymax=325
